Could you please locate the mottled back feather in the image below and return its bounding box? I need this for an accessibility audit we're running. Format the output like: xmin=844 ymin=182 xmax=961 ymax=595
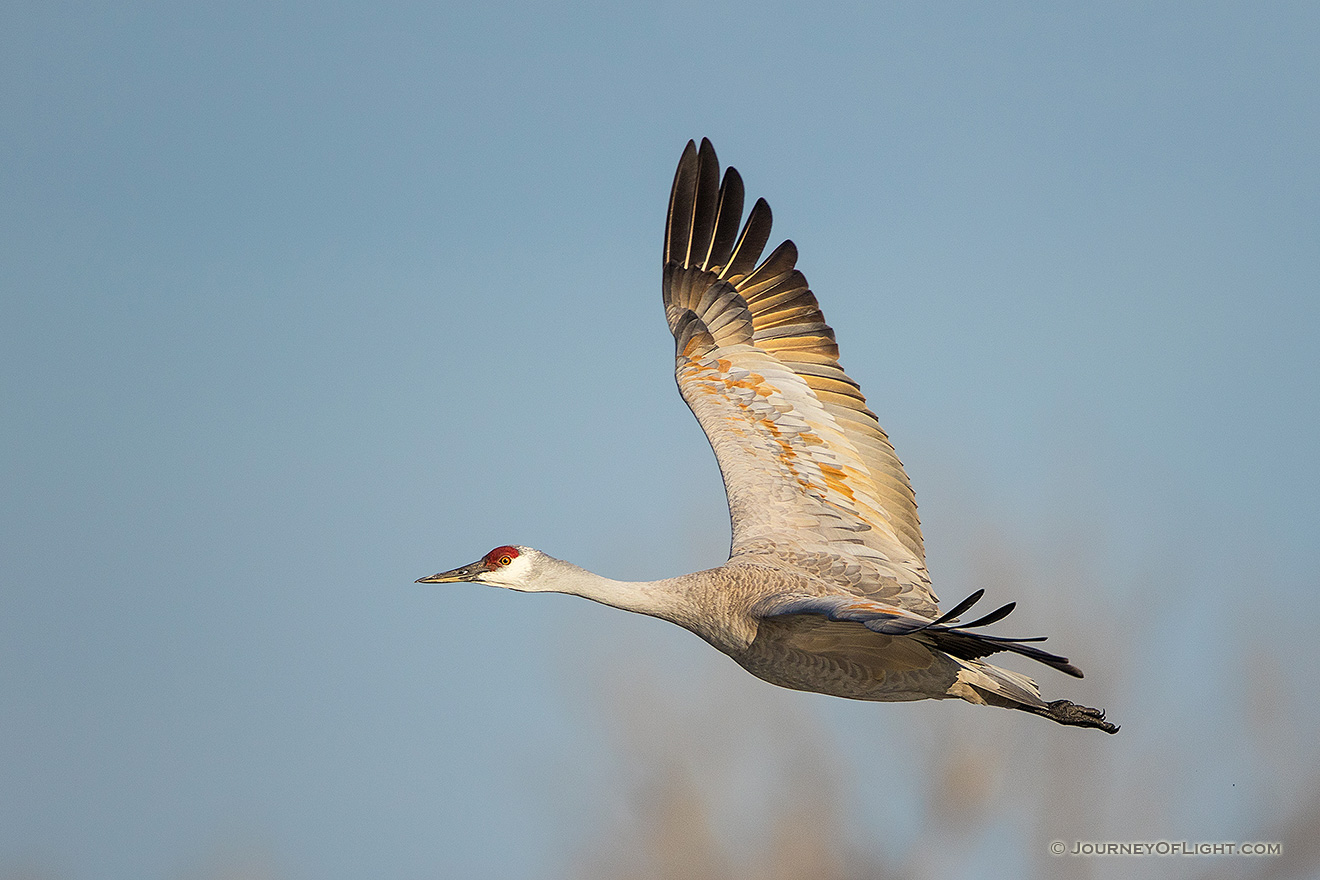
xmin=663 ymin=139 xmax=937 ymax=616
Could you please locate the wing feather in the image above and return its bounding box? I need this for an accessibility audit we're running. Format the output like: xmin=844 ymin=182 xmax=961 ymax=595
xmin=755 ymin=593 xmax=1084 ymax=678
xmin=663 ymin=139 xmax=933 ymax=614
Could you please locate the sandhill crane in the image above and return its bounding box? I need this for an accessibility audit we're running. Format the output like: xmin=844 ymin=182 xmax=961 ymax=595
xmin=419 ymin=139 xmax=1117 ymax=733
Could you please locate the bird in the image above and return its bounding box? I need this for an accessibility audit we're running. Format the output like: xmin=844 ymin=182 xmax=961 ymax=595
xmin=419 ymin=139 xmax=1117 ymax=733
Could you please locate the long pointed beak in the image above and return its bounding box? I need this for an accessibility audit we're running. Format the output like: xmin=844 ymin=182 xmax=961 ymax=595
xmin=415 ymin=560 xmax=486 ymax=584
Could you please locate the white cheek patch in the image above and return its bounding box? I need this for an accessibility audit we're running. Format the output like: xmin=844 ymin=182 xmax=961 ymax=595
xmin=487 ymin=551 xmax=535 ymax=588
xmin=504 ymin=554 xmax=532 ymax=579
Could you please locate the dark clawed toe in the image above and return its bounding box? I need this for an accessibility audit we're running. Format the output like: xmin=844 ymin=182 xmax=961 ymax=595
xmin=1042 ymin=699 xmax=1120 ymax=734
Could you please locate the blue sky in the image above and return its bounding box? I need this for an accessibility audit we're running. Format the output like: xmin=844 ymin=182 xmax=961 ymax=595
xmin=4 ymin=3 xmax=1318 ymax=878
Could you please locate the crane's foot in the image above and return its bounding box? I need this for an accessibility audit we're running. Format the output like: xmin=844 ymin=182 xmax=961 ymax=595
xmin=1022 ymin=699 xmax=1119 ymax=733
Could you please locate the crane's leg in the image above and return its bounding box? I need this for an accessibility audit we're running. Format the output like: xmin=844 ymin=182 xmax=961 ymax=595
xmin=1017 ymin=699 xmax=1119 ymax=733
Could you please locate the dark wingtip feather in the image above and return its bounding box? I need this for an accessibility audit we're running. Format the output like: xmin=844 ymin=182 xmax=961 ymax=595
xmin=743 ymin=239 xmax=799 ymax=287
xmin=689 ymin=139 xmax=722 ymax=266
xmin=724 ymin=197 xmax=773 ymax=279
xmin=705 ymin=167 xmax=744 ymax=271
xmin=962 ymin=601 xmax=1016 ymax=629
xmin=922 ymin=615 xmax=1087 ymax=677
xmin=930 ymin=589 xmax=984 ymax=627
xmin=665 ymin=141 xmax=700 ymax=265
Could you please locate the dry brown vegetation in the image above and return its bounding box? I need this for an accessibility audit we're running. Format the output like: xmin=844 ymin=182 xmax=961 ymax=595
xmin=569 ymin=532 xmax=1320 ymax=880
xmin=12 ymin=535 xmax=1312 ymax=880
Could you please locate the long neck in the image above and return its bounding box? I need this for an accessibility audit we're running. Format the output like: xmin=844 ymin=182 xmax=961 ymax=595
xmin=541 ymin=557 xmax=690 ymax=622
xmin=533 ymin=555 xmax=754 ymax=652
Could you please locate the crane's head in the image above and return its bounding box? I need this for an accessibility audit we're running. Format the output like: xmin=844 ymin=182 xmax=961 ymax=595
xmin=415 ymin=545 xmax=542 ymax=591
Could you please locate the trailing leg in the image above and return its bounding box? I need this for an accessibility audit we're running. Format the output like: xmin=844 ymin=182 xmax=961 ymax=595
xmin=1015 ymin=699 xmax=1119 ymax=733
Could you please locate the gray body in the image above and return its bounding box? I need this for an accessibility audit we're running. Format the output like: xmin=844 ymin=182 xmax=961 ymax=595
xmin=420 ymin=141 xmax=1116 ymax=733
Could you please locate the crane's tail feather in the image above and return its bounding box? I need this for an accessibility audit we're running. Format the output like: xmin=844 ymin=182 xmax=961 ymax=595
xmin=760 ymin=590 xmax=1085 ymax=677
xmin=846 ymin=589 xmax=1083 ymax=677
xmin=956 ymin=659 xmax=1045 ymax=709
xmin=920 ymin=626 xmax=1083 ymax=678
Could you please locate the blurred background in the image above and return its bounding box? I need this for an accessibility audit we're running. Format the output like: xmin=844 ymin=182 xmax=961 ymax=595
xmin=3 ymin=2 xmax=1317 ymax=878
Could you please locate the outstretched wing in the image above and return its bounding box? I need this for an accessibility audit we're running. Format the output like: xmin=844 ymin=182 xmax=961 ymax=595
xmin=664 ymin=139 xmax=936 ymax=616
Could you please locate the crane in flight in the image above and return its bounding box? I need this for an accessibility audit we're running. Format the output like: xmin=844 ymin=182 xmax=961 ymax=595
xmin=419 ymin=139 xmax=1117 ymax=733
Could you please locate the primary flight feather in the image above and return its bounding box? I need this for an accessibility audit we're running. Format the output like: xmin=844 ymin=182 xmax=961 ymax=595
xmin=419 ymin=139 xmax=1117 ymax=733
